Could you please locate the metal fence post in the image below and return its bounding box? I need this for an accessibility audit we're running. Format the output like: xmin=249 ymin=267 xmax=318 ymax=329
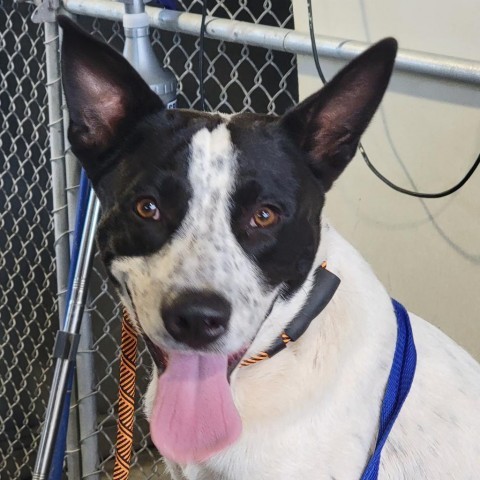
xmin=43 ymin=20 xmax=69 ymax=332
xmin=32 ymin=16 xmax=80 ymax=480
xmin=63 ymin=115 xmax=83 ymax=480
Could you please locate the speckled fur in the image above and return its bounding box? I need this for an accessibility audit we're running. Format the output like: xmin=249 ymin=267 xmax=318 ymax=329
xmin=111 ymin=124 xmax=278 ymax=355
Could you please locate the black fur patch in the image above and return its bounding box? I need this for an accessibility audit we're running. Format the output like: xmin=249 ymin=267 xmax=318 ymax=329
xmin=96 ymin=110 xmax=225 ymax=266
xmin=228 ymin=114 xmax=323 ymax=297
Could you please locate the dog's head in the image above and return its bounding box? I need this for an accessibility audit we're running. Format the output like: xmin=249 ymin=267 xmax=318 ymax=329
xmin=59 ymin=16 xmax=396 ymax=463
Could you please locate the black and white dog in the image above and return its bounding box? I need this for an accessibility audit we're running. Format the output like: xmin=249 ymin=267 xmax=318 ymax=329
xmin=59 ymin=17 xmax=480 ymax=479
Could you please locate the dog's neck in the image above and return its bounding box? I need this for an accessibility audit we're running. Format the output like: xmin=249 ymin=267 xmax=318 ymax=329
xmin=234 ymin=219 xmax=343 ymax=360
xmin=231 ymin=219 xmax=397 ymax=424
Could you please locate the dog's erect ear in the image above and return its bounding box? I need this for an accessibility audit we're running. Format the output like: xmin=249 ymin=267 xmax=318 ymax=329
xmin=58 ymin=15 xmax=164 ymax=182
xmin=281 ymin=38 xmax=397 ymax=191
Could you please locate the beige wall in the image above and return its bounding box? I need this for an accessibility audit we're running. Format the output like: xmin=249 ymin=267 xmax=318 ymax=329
xmin=292 ymin=0 xmax=480 ymax=360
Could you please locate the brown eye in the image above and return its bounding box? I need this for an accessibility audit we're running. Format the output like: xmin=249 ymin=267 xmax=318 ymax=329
xmin=250 ymin=206 xmax=279 ymax=228
xmin=135 ymin=197 xmax=161 ymax=221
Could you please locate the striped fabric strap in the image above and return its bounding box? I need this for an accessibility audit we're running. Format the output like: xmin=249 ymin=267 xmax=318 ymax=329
xmin=113 ymin=307 xmax=138 ymax=480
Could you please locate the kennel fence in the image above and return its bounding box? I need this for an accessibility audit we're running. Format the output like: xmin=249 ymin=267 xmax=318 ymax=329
xmin=1 ymin=0 xmax=479 ymax=479
xmin=0 ymin=3 xmax=58 ymax=479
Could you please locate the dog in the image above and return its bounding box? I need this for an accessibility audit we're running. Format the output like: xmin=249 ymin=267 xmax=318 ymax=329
xmin=58 ymin=16 xmax=480 ymax=480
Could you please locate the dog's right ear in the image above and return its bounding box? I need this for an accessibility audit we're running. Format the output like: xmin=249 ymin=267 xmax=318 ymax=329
xmin=58 ymin=15 xmax=164 ymax=183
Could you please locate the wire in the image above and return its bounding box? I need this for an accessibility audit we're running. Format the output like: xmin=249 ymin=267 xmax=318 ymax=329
xmin=199 ymin=0 xmax=208 ymax=112
xmin=307 ymin=0 xmax=480 ymax=198
xmin=360 ymin=146 xmax=480 ymax=198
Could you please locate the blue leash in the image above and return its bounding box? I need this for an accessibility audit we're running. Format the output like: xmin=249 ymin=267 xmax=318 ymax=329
xmin=360 ymin=299 xmax=417 ymax=480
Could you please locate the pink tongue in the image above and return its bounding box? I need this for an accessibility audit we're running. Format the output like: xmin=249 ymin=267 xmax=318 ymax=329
xmin=150 ymin=351 xmax=242 ymax=464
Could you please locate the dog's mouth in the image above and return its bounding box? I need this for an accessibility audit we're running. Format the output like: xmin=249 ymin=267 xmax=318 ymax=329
xmin=143 ymin=334 xmax=249 ymax=378
xmin=143 ymin=335 xmax=249 ymax=464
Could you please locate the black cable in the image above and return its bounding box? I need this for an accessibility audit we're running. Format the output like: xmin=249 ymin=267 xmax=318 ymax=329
xmin=307 ymin=0 xmax=480 ymax=198
xmin=359 ymin=145 xmax=480 ymax=198
xmin=199 ymin=0 xmax=208 ymax=112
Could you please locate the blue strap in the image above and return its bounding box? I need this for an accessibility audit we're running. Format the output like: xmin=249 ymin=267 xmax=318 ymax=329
xmin=360 ymin=299 xmax=417 ymax=480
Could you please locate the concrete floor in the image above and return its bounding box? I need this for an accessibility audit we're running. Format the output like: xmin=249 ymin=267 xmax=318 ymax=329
xmin=125 ymin=459 xmax=171 ymax=480
xmin=101 ymin=451 xmax=172 ymax=479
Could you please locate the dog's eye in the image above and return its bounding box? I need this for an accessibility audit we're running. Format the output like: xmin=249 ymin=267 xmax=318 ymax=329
xmin=135 ymin=197 xmax=161 ymax=221
xmin=250 ymin=207 xmax=279 ymax=228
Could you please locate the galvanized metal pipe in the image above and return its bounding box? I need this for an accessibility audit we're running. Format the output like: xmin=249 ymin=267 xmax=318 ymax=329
xmin=62 ymin=0 xmax=480 ymax=86
xmin=43 ymin=20 xmax=69 ymax=326
xmin=76 ymin=300 xmax=100 ymax=480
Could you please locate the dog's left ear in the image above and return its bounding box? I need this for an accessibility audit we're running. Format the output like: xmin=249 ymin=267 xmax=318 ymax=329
xmin=281 ymin=38 xmax=397 ymax=191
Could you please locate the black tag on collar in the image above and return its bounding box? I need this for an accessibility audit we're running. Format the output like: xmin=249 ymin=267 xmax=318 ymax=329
xmin=253 ymin=266 xmax=340 ymax=361
xmin=285 ymin=266 xmax=340 ymax=342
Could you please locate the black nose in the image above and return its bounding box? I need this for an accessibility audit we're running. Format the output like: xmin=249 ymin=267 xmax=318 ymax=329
xmin=162 ymin=291 xmax=231 ymax=349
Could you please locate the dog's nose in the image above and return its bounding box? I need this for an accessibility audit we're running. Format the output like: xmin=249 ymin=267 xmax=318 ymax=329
xmin=162 ymin=291 xmax=231 ymax=348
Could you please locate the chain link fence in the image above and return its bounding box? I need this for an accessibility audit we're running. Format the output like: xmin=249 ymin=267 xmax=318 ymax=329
xmin=1 ymin=1 xmax=298 ymax=478
xmin=0 ymin=1 xmax=58 ymax=479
